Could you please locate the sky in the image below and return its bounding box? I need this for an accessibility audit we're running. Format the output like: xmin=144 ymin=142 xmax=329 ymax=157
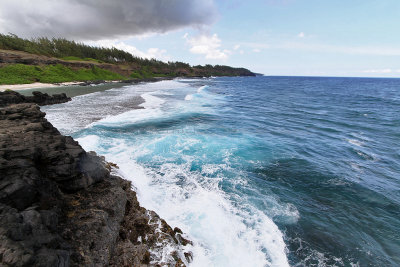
xmin=1 ymin=0 xmax=400 ymax=77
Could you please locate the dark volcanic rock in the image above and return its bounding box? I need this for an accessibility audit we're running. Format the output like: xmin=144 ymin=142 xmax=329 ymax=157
xmin=0 ymin=103 xmax=192 ymax=266
xmin=0 ymin=90 xmax=71 ymax=107
xmin=109 ymin=179 xmax=193 ymax=267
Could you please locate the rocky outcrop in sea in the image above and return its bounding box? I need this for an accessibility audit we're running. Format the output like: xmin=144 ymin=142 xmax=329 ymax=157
xmin=0 ymin=90 xmax=71 ymax=107
xmin=0 ymin=95 xmax=192 ymax=266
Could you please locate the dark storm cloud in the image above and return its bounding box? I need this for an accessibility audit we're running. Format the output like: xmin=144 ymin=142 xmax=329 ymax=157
xmin=0 ymin=0 xmax=217 ymax=40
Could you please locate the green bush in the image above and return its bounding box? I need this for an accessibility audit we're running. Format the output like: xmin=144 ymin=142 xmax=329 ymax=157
xmin=62 ymin=56 xmax=82 ymax=61
xmin=62 ymin=56 xmax=103 ymax=63
xmin=130 ymin=71 xmax=143 ymax=79
xmin=153 ymin=74 xmax=168 ymax=77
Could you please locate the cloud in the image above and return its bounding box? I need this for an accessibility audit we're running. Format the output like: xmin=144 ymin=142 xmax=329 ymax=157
xmin=233 ymin=44 xmax=241 ymax=50
xmin=185 ymin=33 xmax=230 ymax=60
xmin=0 ymin=0 xmax=217 ymax=41
xmin=297 ymin=32 xmax=305 ymax=38
xmin=89 ymin=40 xmax=171 ymax=61
xmin=253 ymin=48 xmax=261 ymax=53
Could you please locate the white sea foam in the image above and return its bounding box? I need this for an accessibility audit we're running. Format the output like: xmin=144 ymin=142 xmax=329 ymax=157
xmin=87 ymin=108 xmax=164 ymax=128
xmin=78 ymin=141 xmax=290 ymax=267
xmin=68 ymin=79 xmax=290 ymax=267
xmin=140 ymin=92 xmax=165 ymax=109
xmin=197 ymin=85 xmax=208 ymax=93
xmin=75 ymin=135 xmax=100 ymax=151
xmin=43 ymin=80 xmax=185 ymax=133
xmin=86 ymin=91 xmax=166 ymax=128
xmin=346 ymin=138 xmax=364 ymax=147
xmin=185 ymin=94 xmax=193 ymax=101
xmin=76 ymin=126 xmax=290 ymax=267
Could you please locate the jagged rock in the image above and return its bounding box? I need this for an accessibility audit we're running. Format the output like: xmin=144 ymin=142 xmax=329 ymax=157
xmin=0 ymin=90 xmax=71 ymax=107
xmin=0 ymin=101 xmax=192 ymax=266
xmin=109 ymin=179 xmax=193 ymax=267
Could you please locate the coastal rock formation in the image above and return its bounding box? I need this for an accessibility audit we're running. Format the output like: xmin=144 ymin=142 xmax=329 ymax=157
xmin=0 ymin=90 xmax=71 ymax=107
xmin=0 ymin=101 xmax=191 ymax=266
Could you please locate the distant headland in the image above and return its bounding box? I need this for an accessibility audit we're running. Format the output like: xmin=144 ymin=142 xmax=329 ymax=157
xmin=0 ymin=34 xmax=255 ymax=87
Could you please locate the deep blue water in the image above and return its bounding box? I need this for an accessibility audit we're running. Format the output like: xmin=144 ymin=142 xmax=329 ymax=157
xmin=43 ymin=76 xmax=400 ymax=266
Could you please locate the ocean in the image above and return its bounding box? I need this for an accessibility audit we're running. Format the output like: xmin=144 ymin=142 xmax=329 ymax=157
xmin=42 ymin=76 xmax=400 ymax=266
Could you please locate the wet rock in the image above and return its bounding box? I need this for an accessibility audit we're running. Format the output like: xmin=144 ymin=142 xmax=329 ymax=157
xmin=0 ymin=102 xmax=192 ymax=266
xmin=109 ymin=179 xmax=193 ymax=267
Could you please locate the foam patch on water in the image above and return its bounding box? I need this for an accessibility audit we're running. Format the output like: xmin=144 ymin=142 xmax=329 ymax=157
xmin=197 ymin=85 xmax=208 ymax=93
xmin=141 ymin=92 xmax=165 ymax=109
xmin=185 ymin=94 xmax=194 ymax=101
xmin=42 ymin=79 xmax=189 ymax=134
xmin=86 ymin=91 xmax=167 ymax=128
xmin=75 ymin=135 xmax=100 ymax=151
xmin=346 ymin=138 xmax=364 ymax=147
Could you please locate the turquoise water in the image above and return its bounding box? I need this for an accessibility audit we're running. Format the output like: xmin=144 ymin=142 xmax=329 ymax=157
xmin=43 ymin=77 xmax=400 ymax=266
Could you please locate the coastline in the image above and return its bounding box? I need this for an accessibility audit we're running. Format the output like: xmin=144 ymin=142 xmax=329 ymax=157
xmin=0 ymin=77 xmax=176 ymax=99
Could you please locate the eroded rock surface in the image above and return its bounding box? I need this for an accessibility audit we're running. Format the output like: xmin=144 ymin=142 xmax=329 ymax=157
xmin=0 ymin=102 xmax=191 ymax=266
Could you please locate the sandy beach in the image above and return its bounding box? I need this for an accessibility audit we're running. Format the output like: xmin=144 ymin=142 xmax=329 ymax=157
xmin=0 ymin=82 xmax=83 ymax=92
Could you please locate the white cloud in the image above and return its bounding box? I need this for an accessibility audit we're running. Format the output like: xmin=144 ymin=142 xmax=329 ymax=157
xmin=185 ymin=33 xmax=230 ymax=60
xmin=88 ymin=40 xmax=171 ymax=62
xmin=233 ymin=44 xmax=241 ymax=50
xmin=253 ymin=48 xmax=261 ymax=53
xmin=297 ymin=32 xmax=305 ymax=38
xmin=146 ymin=48 xmax=171 ymax=62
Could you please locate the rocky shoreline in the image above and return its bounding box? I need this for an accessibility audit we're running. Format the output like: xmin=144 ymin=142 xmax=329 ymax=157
xmin=0 ymin=94 xmax=192 ymax=266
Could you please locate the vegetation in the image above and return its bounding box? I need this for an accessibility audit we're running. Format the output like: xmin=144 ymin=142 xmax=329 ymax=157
xmin=0 ymin=34 xmax=134 ymax=63
xmin=0 ymin=64 xmax=124 ymax=84
xmin=0 ymin=34 xmax=255 ymax=84
xmin=61 ymin=56 xmax=103 ymax=63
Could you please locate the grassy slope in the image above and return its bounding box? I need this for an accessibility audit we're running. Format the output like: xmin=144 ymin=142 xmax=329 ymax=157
xmin=0 ymin=64 xmax=124 ymax=84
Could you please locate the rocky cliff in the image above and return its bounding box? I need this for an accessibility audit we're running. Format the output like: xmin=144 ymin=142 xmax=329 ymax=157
xmin=0 ymin=97 xmax=192 ymax=266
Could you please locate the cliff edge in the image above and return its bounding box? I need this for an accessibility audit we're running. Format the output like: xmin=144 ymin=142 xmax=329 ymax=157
xmin=0 ymin=97 xmax=192 ymax=266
